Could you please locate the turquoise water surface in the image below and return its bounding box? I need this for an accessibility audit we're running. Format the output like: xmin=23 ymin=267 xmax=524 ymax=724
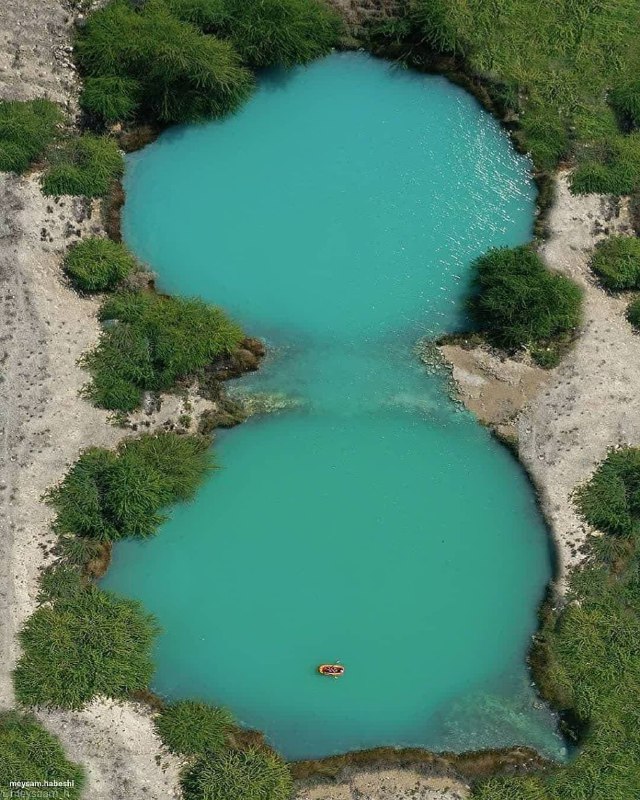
xmin=103 ymin=53 xmax=564 ymax=759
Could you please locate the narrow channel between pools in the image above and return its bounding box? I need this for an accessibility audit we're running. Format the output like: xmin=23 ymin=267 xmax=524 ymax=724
xmin=102 ymin=53 xmax=565 ymax=760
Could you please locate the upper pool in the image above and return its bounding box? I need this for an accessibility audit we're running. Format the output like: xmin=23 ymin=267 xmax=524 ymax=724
xmin=103 ymin=53 xmax=564 ymax=760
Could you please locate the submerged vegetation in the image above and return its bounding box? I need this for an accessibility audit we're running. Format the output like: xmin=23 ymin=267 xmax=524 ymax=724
xmin=375 ymin=0 xmax=640 ymax=193
xmin=14 ymin=581 xmax=158 ymax=709
xmin=64 ymin=237 xmax=137 ymax=292
xmin=474 ymin=446 xmax=640 ymax=799
xmin=82 ymin=291 xmax=243 ymax=411
xmin=0 ymin=711 xmax=85 ymax=797
xmin=0 ymin=99 xmax=63 ymax=174
xmin=47 ymin=433 xmax=213 ymax=541
xmin=468 ymin=246 xmax=582 ymax=359
xmin=590 ymin=234 xmax=640 ymax=290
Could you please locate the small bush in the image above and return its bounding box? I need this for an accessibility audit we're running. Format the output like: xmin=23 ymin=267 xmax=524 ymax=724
xmin=80 ymin=76 xmax=141 ymax=123
xmin=217 ymin=0 xmax=342 ymax=68
xmin=181 ymin=747 xmax=293 ymax=800
xmin=162 ymin=0 xmax=227 ymax=30
xmin=82 ymin=291 xmax=243 ymax=412
xmin=64 ymin=237 xmax=137 ymax=292
xmin=468 ymin=245 xmax=582 ymax=350
xmin=575 ymin=447 xmax=640 ymax=538
xmin=571 ymin=133 xmax=640 ymax=196
xmin=520 ymin=106 xmax=570 ymax=172
xmin=590 ymin=235 xmax=640 ymax=290
xmin=156 ymin=700 xmax=234 ymax=755
xmin=610 ymin=80 xmax=640 ymax=130
xmin=0 ymin=711 xmax=84 ymax=797
xmin=75 ymin=0 xmax=254 ymax=124
xmin=47 ymin=433 xmax=213 ymax=541
xmin=41 ymin=134 xmax=123 ymax=197
xmin=14 ymin=584 xmax=158 ymax=709
xmin=0 ymin=99 xmax=63 ymax=174
xmin=628 ymin=296 xmax=640 ymax=330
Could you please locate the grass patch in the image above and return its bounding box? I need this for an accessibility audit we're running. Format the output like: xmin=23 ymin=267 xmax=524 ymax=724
xmin=14 ymin=582 xmax=158 ymax=709
xmin=215 ymin=0 xmax=342 ymax=68
xmin=0 ymin=711 xmax=84 ymax=797
xmin=181 ymin=747 xmax=293 ymax=800
xmin=75 ymin=0 xmax=253 ymax=125
xmin=156 ymin=700 xmax=234 ymax=755
xmin=468 ymin=245 xmax=582 ymax=352
xmin=590 ymin=234 xmax=640 ymax=290
xmin=64 ymin=237 xmax=137 ymax=292
xmin=0 ymin=99 xmax=63 ymax=174
xmin=473 ymin=446 xmax=640 ymax=799
xmin=376 ymin=0 xmax=640 ymax=190
xmin=82 ymin=290 xmax=243 ymax=412
xmin=41 ymin=134 xmax=123 ymax=197
xmin=47 ymin=432 xmax=213 ymax=541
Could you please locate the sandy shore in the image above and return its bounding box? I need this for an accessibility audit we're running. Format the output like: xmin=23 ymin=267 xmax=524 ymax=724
xmin=440 ymin=176 xmax=639 ymax=590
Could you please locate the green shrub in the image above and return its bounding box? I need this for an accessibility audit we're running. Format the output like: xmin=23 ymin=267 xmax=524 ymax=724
xmin=75 ymin=0 xmax=254 ymax=124
xmin=469 ymin=245 xmax=582 ymax=350
xmin=156 ymin=700 xmax=234 ymax=755
xmin=610 ymin=80 xmax=640 ymax=130
xmin=41 ymin=134 xmax=123 ymax=197
xmin=161 ymin=0 xmax=227 ymax=30
xmin=571 ymin=133 xmax=640 ymax=195
xmin=575 ymin=448 xmax=640 ymax=537
xmin=82 ymin=291 xmax=243 ymax=412
xmin=64 ymin=237 xmax=137 ymax=292
xmin=47 ymin=433 xmax=213 ymax=541
xmin=628 ymin=295 xmax=640 ymax=330
xmin=14 ymin=584 xmax=158 ymax=709
xmin=0 ymin=711 xmax=84 ymax=797
xmin=401 ymin=0 xmax=640 ymax=189
xmin=590 ymin=235 xmax=640 ymax=290
xmin=80 ymin=76 xmax=141 ymax=123
xmin=217 ymin=0 xmax=342 ymax=68
xmin=182 ymin=747 xmax=293 ymax=800
xmin=0 ymin=99 xmax=63 ymax=174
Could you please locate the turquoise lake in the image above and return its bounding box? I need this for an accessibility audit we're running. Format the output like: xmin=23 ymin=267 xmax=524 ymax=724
xmin=103 ymin=53 xmax=565 ymax=760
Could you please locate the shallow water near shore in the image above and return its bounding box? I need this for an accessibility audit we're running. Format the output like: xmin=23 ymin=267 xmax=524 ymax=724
xmin=103 ymin=53 xmax=565 ymax=759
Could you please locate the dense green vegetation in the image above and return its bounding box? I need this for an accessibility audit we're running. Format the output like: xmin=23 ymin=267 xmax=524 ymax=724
xmin=41 ymin=134 xmax=123 ymax=197
xmin=75 ymin=0 xmax=254 ymax=124
xmin=64 ymin=237 xmax=137 ymax=292
xmin=14 ymin=581 xmax=158 ymax=709
xmin=181 ymin=747 xmax=293 ymax=800
xmin=377 ymin=0 xmax=640 ymax=191
xmin=215 ymin=0 xmax=342 ymax=68
xmin=0 ymin=711 xmax=84 ymax=797
xmin=0 ymin=99 xmax=63 ymax=174
xmin=590 ymin=234 xmax=640 ymax=290
xmin=76 ymin=0 xmax=341 ymax=125
xmin=82 ymin=290 xmax=243 ymax=411
xmin=47 ymin=432 xmax=213 ymax=541
xmin=155 ymin=700 xmax=234 ymax=755
xmin=473 ymin=447 xmax=640 ymax=799
xmin=468 ymin=246 xmax=582 ymax=357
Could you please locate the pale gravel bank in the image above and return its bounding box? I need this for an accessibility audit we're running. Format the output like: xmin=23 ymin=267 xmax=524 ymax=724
xmin=440 ymin=175 xmax=638 ymax=591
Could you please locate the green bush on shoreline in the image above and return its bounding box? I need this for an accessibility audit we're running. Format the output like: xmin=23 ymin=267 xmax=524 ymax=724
xmin=14 ymin=582 xmax=158 ymax=709
xmin=82 ymin=291 xmax=243 ymax=412
xmin=181 ymin=747 xmax=293 ymax=800
xmin=468 ymin=245 xmax=582 ymax=354
xmin=0 ymin=99 xmax=63 ymax=174
xmin=41 ymin=134 xmax=123 ymax=197
xmin=0 ymin=711 xmax=85 ymax=797
xmin=64 ymin=237 xmax=137 ymax=292
xmin=156 ymin=700 xmax=234 ymax=755
xmin=48 ymin=433 xmax=214 ymax=541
